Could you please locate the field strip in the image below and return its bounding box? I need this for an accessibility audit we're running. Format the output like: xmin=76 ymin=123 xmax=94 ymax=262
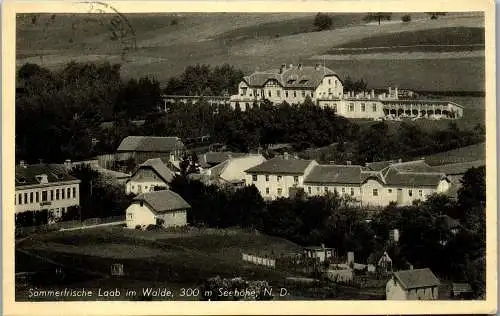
xmin=311 ymin=51 xmax=484 ymax=61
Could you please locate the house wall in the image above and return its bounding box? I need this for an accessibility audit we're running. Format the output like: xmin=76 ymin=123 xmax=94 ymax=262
xmin=304 ymin=184 xmax=361 ymax=200
xmin=361 ymin=179 xmax=387 ymax=207
xmin=406 ymin=286 xmax=439 ymax=300
xmin=156 ymin=209 xmax=188 ymax=228
xmin=15 ymin=183 xmax=80 ymax=217
xmin=314 ymin=75 xmax=343 ymax=100
xmin=389 ymin=186 xmax=437 ymax=206
xmin=336 ymin=100 xmax=385 ymax=119
xmin=125 ymin=168 xmax=168 ymax=195
xmin=126 ymin=202 xmax=157 ymax=228
xmin=246 ymin=173 xmax=304 ymax=199
xmin=386 ymin=278 xmax=408 ymax=300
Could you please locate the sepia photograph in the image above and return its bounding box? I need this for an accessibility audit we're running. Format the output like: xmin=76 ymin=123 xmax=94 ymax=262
xmin=2 ymin=0 xmax=497 ymax=315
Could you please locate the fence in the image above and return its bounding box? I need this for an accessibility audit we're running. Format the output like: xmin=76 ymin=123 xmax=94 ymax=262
xmin=15 ymin=215 xmax=125 ymax=237
xmin=242 ymin=253 xmax=276 ymax=268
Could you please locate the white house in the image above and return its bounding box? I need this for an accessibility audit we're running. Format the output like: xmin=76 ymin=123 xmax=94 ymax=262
xmin=125 ymin=190 xmax=190 ymax=229
xmin=245 ymin=156 xmax=451 ymax=206
xmin=386 ymin=268 xmax=440 ymax=300
xmin=15 ymin=162 xmax=81 ymax=222
xmin=125 ymin=158 xmax=175 ymax=195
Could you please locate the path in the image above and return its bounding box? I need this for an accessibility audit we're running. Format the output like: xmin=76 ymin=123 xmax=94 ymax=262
xmin=59 ymin=221 xmax=125 ymax=231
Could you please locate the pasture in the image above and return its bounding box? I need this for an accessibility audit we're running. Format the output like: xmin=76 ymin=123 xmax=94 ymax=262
xmin=16 ymin=12 xmax=485 ymax=91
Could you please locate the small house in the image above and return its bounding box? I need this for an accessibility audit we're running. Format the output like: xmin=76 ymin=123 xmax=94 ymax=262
xmin=303 ymin=245 xmax=335 ymax=263
xmin=452 ymin=282 xmax=473 ymax=299
xmin=125 ymin=158 xmax=175 ymax=195
xmin=116 ymin=136 xmax=185 ymax=165
xmin=386 ymin=268 xmax=440 ymax=300
xmin=125 ymin=190 xmax=190 ymax=229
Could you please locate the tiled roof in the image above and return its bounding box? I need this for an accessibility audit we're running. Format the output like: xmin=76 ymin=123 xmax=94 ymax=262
xmin=390 ymin=160 xmax=436 ymax=173
xmin=431 ymin=160 xmax=485 ymax=175
xmin=212 ymin=155 xmax=267 ymax=182
xmin=243 ymin=65 xmax=338 ymax=89
xmin=304 ymin=165 xmax=362 ymax=185
xmin=365 ymin=160 xmax=396 ymax=171
xmin=117 ymin=136 xmax=185 ymax=152
xmin=394 ymin=268 xmax=440 ymax=290
xmin=137 ymin=158 xmax=175 ymax=184
xmin=199 ymin=151 xmax=246 ymax=168
xmin=133 ymin=190 xmax=191 ymax=214
xmin=383 ymin=168 xmax=446 ymax=187
xmin=245 ymin=157 xmax=314 ymax=174
xmin=15 ymin=164 xmax=80 ymax=187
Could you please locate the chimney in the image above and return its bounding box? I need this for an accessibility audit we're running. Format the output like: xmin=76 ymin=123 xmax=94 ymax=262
xmin=321 ymin=243 xmax=325 ymax=249
xmin=298 ymin=64 xmax=303 ymax=71
xmin=64 ymin=159 xmax=72 ymax=170
xmin=280 ymin=64 xmax=286 ymax=74
xmin=371 ymin=89 xmax=375 ymax=98
xmin=388 ymin=86 xmax=392 ymax=95
xmin=346 ymin=160 xmax=351 ymax=165
xmin=395 ymin=87 xmax=399 ymax=99
xmin=283 ymin=152 xmax=289 ymax=160
xmin=289 ymin=64 xmax=293 ymax=69
xmin=315 ymin=64 xmax=320 ymax=71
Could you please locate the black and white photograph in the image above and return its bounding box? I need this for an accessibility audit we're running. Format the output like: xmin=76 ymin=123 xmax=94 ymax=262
xmin=3 ymin=0 xmax=497 ymax=315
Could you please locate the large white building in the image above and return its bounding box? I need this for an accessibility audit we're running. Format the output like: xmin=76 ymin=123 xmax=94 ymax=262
xmin=229 ymin=64 xmax=464 ymax=119
xmin=244 ymin=155 xmax=451 ymax=207
xmin=15 ymin=162 xmax=81 ymax=222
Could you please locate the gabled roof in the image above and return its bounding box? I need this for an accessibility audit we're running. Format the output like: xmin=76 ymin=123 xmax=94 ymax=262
xmin=245 ymin=157 xmax=314 ymax=175
xmin=365 ymin=160 xmax=396 ymax=171
xmin=211 ymin=155 xmax=267 ymax=183
xmin=382 ymin=168 xmax=446 ymax=187
xmin=304 ymin=165 xmax=362 ymax=185
xmin=117 ymin=136 xmax=185 ymax=152
xmin=133 ymin=158 xmax=175 ymax=184
xmin=199 ymin=151 xmax=247 ymax=168
xmin=393 ymin=268 xmax=440 ymax=290
xmin=133 ymin=190 xmax=191 ymax=214
xmin=15 ymin=164 xmax=80 ymax=187
xmin=390 ymin=160 xmax=436 ymax=173
xmin=242 ymin=65 xmax=338 ymax=89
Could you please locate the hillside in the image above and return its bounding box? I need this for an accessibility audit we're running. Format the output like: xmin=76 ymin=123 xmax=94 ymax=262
xmin=16 ymin=12 xmax=485 ymax=91
xmin=424 ymin=142 xmax=485 ymax=165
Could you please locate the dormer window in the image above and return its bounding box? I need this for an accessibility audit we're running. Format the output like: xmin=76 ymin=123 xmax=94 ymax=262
xmin=287 ymin=79 xmax=296 ymax=84
xmin=299 ymin=79 xmax=308 ymax=84
xmin=35 ymin=174 xmax=48 ymax=184
xmin=16 ymin=177 xmax=26 ymax=184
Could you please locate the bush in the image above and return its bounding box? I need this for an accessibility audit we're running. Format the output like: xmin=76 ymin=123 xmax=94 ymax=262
xmin=401 ymin=15 xmax=411 ymax=22
xmin=135 ymin=225 xmax=142 ymax=230
xmin=314 ymin=13 xmax=333 ymax=31
xmin=146 ymin=224 xmax=160 ymax=231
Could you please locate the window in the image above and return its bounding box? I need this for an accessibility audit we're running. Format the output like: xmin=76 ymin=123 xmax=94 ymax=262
xmin=324 ymin=187 xmax=328 ymax=193
xmin=299 ymin=79 xmax=308 ymax=84
xmin=36 ymin=192 xmax=39 ymax=203
xmin=349 ymin=103 xmax=354 ymax=111
xmin=51 ymin=190 xmax=54 ymax=201
xmin=308 ymin=186 xmax=312 ymax=194
xmin=316 ymin=187 xmax=320 ymax=192
xmin=265 ymin=187 xmax=270 ymax=194
xmin=41 ymin=191 xmax=47 ymax=202
xmin=61 ymin=189 xmax=65 ymax=199
xmin=408 ymin=189 xmax=413 ymax=197
xmin=372 ymin=103 xmax=377 ymax=112
xmin=328 ymin=88 xmax=331 ymax=93
xmin=265 ymin=175 xmax=269 ymax=182
xmin=335 ymin=80 xmax=337 ymax=87
xmin=56 ymin=189 xmax=59 ymax=200
xmin=302 ymin=91 xmax=305 ymax=97
xmin=419 ymin=189 xmax=423 ymax=197
xmin=18 ymin=193 xmax=22 ymax=205
xmin=342 ymin=187 xmax=345 ymax=194
xmin=388 ymin=189 xmax=392 ymax=193
xmin=144 ymin=186 xmax=148 ymax=191
xmin=30 ymin=192 xmax=33 ymax=203
xmin=73 ymin=187 xmax=76 ymax=198
xmin=277 ymin=90 xmax=281 ymax=97
xmin=153 ymin=174 xmax=157 ymax=179
xmin=373 ymin=188 xmax=378 ymax=196
xmin=328 ymin=79 xmax=331 ymax=85
xmin=138 ymin=185 xmax=142 ymax=193
xmin=24 ymin=193 xmax=28 ymax=204
xmin=350 ymin=188 xmax=355 ymax=196
xmin=253 ymin=89 xmax=257 ymax=96
xmin=277 ymin=188 xmax=282 ymax=196
xmin=293 ymin=176 xmax=299 ymax=183
xmin=285 ymin=91 xmax=289 ymax=98
xmin=277 ymin=175 xmax=282 ymax=182
xmin=361 ymin=103 xmax=366 ymax=112
xmin=293 ymin=91 xmax=297 ymax=97
xmin=127 ymin=213 xmax=133 ymax=220
xmin=252 ymin=175 xmax=257 ymax=182
xmin=287 ymin=79 xmax=296 ymax=84
xmin=268 ymin=91 xmax=271 ymax=97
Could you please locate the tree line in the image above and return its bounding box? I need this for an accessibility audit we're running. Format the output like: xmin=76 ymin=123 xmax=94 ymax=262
xmin=169 ymin=166 xmax=485 ymax=298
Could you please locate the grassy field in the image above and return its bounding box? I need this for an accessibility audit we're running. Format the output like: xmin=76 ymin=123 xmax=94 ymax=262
xmin=16 ymin=12 xmax=484 ymax=91
xmin=424 ymin=142 xmax=485 ymax=165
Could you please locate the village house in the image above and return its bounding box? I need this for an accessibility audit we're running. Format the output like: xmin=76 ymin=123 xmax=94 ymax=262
xmin=198 ymin=151 xmax=247 ymax=170
xmin=116 ymin=136 xmax=185 ymax=165
xmin=228 ymin=64 xmax=463 ymax=119
xmin=125 ymin=190 xmax=190 ymax=229
xmin=245 ymin=153 xmax=318 ymax=200
xmin=63 ymin=159 xmax=130 ymax=185
xmin=386 ymin=268 xmax=440 ymax=300
xmin=245 ymin=156 xmax=451 ymax=206
xmin=125 ymin=158 xmax=175 ymax=195
xmin=15 ymin=161 xmax=81 ymax=222
xmin=191 ymin=154 xmax=266 ymax=189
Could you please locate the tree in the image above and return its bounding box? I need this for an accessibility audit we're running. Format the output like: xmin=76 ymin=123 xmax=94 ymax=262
xmin=401 ymin=15 xmax=412 ymax=22
xmin=427 ymin=12 xmax=446 ymax=20
xmin=363 ymin=12 xmax=392 ymax=25
xmin=314 ymin=13 xmax=333 ymax=31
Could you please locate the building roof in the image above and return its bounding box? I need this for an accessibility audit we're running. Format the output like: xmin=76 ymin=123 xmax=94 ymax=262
xmin=212 ymin=155 xmax=267 ymax=183
xmin=390 ymin=160 xmax=436 ymax=173
xmin=365 ymin=160 xmax=396 ymax=171
xmin=393 ymin=268 xmax=440 ymax=290
xmin=382 ymin=167 xmax=446 ymax=187
xmin=431 ymin=160 xmax=485 ymax=175
xmin=134 ymin=158 xmax=175 ymax=184
xmin=133 ymin=190 xmax=191 ymax=214
xmin=199 ymin=151 xmax=247 ymax=168
xmin=117 ymin=136 xmax=185 ymax=152
xmin=243 ymin=65 xmax=338 ymax=89
xmin=381 ymin=99 xmax=463 ymax=108
xmin=304 ymin=165 xmax=362 ymax=185
xmin=15 ymin=164 xmax=80 ymax=187
xmin=245 ymin=157 xmax=314 ymax=175
xmin=452 ymin=283 xmax=473 ymax=294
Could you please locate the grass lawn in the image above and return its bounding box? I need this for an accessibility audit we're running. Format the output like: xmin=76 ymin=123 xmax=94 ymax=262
xmin=424 ymin=142 xmax=485 ymax=165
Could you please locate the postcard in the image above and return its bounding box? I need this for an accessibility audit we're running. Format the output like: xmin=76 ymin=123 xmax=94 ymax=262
xmin=2 ymin=0 xmax=497 ymax=315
